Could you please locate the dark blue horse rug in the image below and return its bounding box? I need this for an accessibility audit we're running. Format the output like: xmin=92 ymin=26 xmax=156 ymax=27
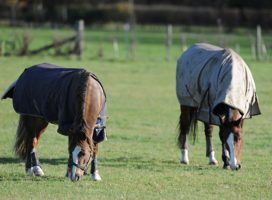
xmin=2 ymin=63 xmax=106 ymax=142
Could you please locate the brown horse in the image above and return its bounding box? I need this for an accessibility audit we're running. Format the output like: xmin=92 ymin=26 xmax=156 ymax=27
xmin=1 ymin=63 xmax=106 ymax=181
xmin=176 ymin=43 xmax=261 ymax=170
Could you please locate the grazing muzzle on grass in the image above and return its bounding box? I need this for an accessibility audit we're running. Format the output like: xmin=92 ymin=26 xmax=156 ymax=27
xmin=217 ymin=106 xmax=243 ymax=170
xmin=68 ymin=145 xmax=92 ymax=181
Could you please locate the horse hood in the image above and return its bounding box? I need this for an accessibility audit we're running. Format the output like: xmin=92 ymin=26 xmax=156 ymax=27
xmin=176 ymin=43 xmax=261 ymax=125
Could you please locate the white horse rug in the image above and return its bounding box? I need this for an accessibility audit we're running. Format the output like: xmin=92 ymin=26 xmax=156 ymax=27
xmin=176 ymin=43 xmax=261 ymax=125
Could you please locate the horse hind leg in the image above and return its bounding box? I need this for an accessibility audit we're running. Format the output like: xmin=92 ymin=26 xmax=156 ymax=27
xmin=204 ymin=123 xmax=218 ymax=165
xmin=15 ymin=115 xmax=48 ymax=176
xmin=178 ymin=105 xmax=196 ymax=165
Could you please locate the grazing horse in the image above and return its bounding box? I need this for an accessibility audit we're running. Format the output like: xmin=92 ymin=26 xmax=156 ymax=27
xmin=1 ymin=63 xmax=106 ymax=181
xmin=176 ymin=43 xmax=261 ymax=170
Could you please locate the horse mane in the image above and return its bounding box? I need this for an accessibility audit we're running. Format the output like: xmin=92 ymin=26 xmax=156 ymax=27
xmin=72 ymin=70 xmax=92 ymax=136
xmin=89 ymin=73 xmax=107 ymax=100
xmin=71 ymin=70 xmax=106 ymax=144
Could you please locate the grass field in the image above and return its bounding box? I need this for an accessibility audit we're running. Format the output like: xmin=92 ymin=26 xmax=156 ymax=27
xmin=0 ymin=26 xmax=271 ymax=199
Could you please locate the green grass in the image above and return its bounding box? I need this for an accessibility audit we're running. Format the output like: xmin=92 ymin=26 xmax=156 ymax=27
xmin=0 ymin=26 xmax=271 ymax=199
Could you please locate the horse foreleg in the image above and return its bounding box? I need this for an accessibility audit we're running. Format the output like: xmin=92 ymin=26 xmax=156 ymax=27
xmin=204 ymin=123 xmax=218 ymax=165
xmin=219 ymin=126 xmax=230 ymax=169
xmin=90 ymin=143 xmax=102 ymax=181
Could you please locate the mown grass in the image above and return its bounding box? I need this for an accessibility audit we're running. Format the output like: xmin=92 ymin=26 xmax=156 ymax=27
xmin=0 ymin=26 xmax=271 ymax=199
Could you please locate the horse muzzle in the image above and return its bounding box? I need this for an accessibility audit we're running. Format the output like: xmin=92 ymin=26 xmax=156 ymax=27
xmin=230 ymin=163 xmax=241 ymax=170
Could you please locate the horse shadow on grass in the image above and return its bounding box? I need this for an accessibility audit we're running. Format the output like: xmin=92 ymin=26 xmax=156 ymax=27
xmin=100 ymin=156 xmax=180 ymax=171
xmin=0 ymin=156 xmax=67 ymax=165
xmin=99 ymin=156 xmax=217 ymax=172
xmin=0 ymin=156 xmax=69 ymax=182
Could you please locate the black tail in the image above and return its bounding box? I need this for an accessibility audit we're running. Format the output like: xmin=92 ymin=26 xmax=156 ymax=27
xmin=178 ymin=106 xmax=198 ymax=147
xmin=14 ymin=115 xmax=32 ymax=160
xmin=14 ymin=115 xmax=48 ymax=160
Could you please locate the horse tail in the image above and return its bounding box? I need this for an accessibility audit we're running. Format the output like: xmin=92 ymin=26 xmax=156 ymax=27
xmin=190 ymin=109 xmax=198 ymax=144
xmin=178 ymin=106 xmax=198 ymax=147
xmin=14 ymin=115 xmax=31 ymax=160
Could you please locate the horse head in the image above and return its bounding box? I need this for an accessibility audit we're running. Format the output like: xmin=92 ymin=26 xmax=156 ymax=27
xmin=214 ymin=103 xmax=244 ymax=170
xmin=67 ymin=131 xmax=93 ymax=181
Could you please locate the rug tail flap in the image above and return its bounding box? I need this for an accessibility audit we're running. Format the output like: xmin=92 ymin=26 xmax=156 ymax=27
xmin=1 ymin=80 xmax=17 ymax=100
xmin=251 ymin=96 xmax=261 ymax=116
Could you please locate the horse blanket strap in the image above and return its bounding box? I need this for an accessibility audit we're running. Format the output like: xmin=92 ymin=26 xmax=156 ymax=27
xmin=72 ymin=162 xmax=89 ymax=174
xmin=176 ymin=43 xmax=261 ymax=125
xmin=11 ymin=63 xmax=92 ymax=135
xmin=93 ymin=101 xmax=107 ymax=143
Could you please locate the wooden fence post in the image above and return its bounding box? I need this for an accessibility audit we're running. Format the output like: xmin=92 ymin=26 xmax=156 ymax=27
xmin=128 ymin=0 xmax=136 ymax=59
xmin=180 ymin=34 xmax=187 ymax=52
xmin=256 ymin=25 xmax=262 ymax=61
xmin=0 ymin=41 xmax=5 ymax=57
xmin=217 ymin=18 xmax=224 ymax=46
xmin=124 ymin=23 xmax=130 ymax=59
xmin=75 ymin=20 xmax=84 ymax=59
xmin=112 ymin=37 xmax=119 ymax=59
xmin=166 ymin=24 xmax=172 ymax=61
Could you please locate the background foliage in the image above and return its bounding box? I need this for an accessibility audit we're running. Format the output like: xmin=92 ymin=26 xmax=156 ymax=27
xmin=1 ymin=0 xmax=272 ymax=28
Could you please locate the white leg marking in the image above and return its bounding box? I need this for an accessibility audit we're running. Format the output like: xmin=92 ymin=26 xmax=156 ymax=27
xmin=91 ymin=170 xmax=102 ymax=181
xmin=226 ymin=133 xmax=238 ymax=170
xmin=71 ymin=145 xmax=81 ymax=180
xmin=26 ymin=166 xmax=44 ymax=176
xmin=33 ymin=166 xmax=44 ymax=176
xmin=208 ymin=151 xmax=218 ymax=165
xmin=26 ymin=148 xmax=44 ymax=176
xmin=180 ymin=149 xmax=189 ymax=164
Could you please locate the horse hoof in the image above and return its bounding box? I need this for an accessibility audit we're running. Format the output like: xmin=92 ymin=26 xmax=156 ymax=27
xmin=180 ymin=160 xmax=189 ymax=165
xmin=180 ymin=149 xmax=189 ymax=165
xmin=26 ymin=166 xmax=44 ymax=176
xmin=91 ymin=171 xmax=102 ymax=181
xmin=33 ymin=166 xmax=44 ymax=176
xmin=208 ymin=151 xmax=218 ymax=165
xmin=223 ymin=164 xmax=230 ymax=170
xmin=209 ymin=160 xmax=218 ymax=165
xmin=26 ymin=168 xmax=34 ymax=176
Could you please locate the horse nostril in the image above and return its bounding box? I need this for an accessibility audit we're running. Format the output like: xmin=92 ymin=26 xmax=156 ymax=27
xmin=235 ymin=164 xmax=241 ymax=170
